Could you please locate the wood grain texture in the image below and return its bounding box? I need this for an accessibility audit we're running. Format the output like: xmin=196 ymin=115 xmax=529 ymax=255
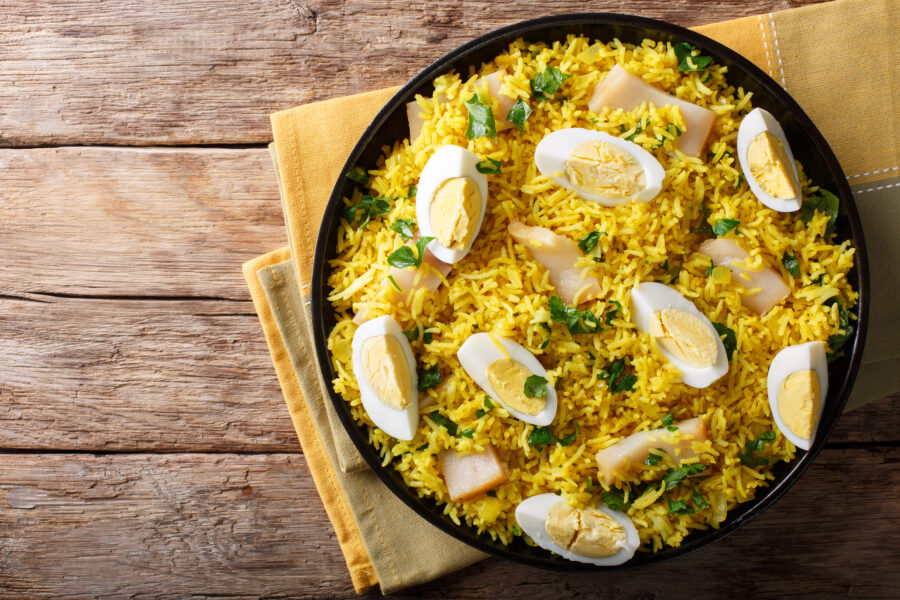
xmin=0 ymin=0 xmax=828 ymax=146
xmin=0 ymin=147 xmax=283 ymax=299
xmin=1 ymin=447 xmax=897 ymax=599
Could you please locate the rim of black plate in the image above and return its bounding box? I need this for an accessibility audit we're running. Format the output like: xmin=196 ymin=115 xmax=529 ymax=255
xmin=310 ymin=12 xmax=869 ymax=571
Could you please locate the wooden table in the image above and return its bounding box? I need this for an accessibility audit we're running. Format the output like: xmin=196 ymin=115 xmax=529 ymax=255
xmin=1 ymin=1 xmax=897 ymax=598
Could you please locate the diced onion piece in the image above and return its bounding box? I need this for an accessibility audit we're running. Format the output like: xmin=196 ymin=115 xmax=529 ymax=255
xmin=438 ymin=444 xmax=509 ymax=501
xmin=699 ymin=238 xmax=790 ymax=315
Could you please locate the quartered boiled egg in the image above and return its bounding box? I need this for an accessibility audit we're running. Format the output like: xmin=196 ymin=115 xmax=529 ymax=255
xmin=415 ymin=145 xmax=488 ymax=264
xmin=456 ymin=332 xmax=557 ymax=426
xmin=737 ymin=108 xmax=802 ymax=212
xmin=351 ymin=315 xmax=419 ymax=440
xmin=534 ymin=128 xmax=665 ymax=206
xmin=766 ymin=341 xmax=829 ymax=450
xmin=631 ymin=282 xmax=728 ymax=388
xmin=515 ymin=493 xmax=640 ymax=566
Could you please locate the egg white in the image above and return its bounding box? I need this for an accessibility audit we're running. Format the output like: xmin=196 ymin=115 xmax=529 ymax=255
xmin=456 ymin=332 xmax=557 ymax=426
xmin=630 ymin=282 xmax=729 ymax=388
xmin=766 ymin=340 xmax=829 ymax=450
xmin=415 ymin=145 xmax=488 ymax=264
xmin=534 ymin=128 xmax=665 ymax=206
xmin=350 ymin=315 xmax=419 ymax=440
xmin=515 ymin=493 xmax=640 ymax=566
xmin=736 ymin=107 xmax=802 ymax=213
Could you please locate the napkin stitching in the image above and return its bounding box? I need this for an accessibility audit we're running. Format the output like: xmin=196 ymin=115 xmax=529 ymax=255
xmin=756 ymin=15 xmax=774 ymax=79
xmin=767 ymin=13 xmax=787 ymax=88
xmin=854 ymin=183 xmax=897 ymax=195
xmin=358 ymin=482 xmax=401 ymax=587
xmin=849 ymin=167 xmax=899 ymax=180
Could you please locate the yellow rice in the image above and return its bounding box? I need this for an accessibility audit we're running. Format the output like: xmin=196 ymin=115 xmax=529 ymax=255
xmin=325 ymin=36 xmax=857 ymax=553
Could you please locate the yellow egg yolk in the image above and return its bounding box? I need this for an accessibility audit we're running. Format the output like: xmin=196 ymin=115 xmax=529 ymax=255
xmin=564 ymin=140 xmax=646 ymax=198
xmin=484 ymin=358 xmax=545 ymax=415
xmin=430 ymin=177 xmax=481 ymax=251
xmin=647 ymin=308 xmax=719 ymax=368
xmin=361 ymin=335 xmax=411 ymax=410
xmin=747 ymin=131 xmax=799 ymax=199
xmin=545 ymin=503 xmax=625 ymax=558
xmin=778 ymin=369 xmax=820 ymax=439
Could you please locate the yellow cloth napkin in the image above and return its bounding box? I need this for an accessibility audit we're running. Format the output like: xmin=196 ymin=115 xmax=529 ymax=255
xmin=247 ymin=0 xmax=898 ymax=593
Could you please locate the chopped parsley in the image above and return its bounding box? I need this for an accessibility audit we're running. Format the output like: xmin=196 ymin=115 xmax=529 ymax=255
xmin=712 ymin=322 xmax=737 ymax=361
xmin=548 ymin=296 xmax=602 ymax=334
xmin=476 ymin=158 xmax=502 ymax=174
xmin=403 ymin=326 xmax=431 ymax=343
xmin=407 ymin=184 xmax=417 ymax=199
xmin=825 ymin=297 xmax=854 ymax=361
xmin=387 ymin=236 xmax=434 ymax=269
xmin=645 ymin=448 xmax=666 ymax=466
xmin=666 ymin=123 xmax=683 ymax=138
xmin=739 ymin=431 xmax=777 ymax=466
xmin=387 ymin=274 xmax=402 ymax=292
xmin=344 ymin=195 xmax=392 ymax=228
xmin=661 ymin=258 xmax=681 ymax=283
xmin=601 ymin=488 xmax=632 ymax=511
xmin=416 ymin=443 xmax=430 ymax=452
xmin=600 ymin=358 xmax=638 ymax=394
xmin=512 ymin=525 xmax=521 ymax=536
xmin=811 ymin=273 xmax=826 ymax=286
xmin=691 ymin=203 xmax=713 ymax=235
xmin=506 ymin=98 xmax=533 ymax=131
xmin=674 ymin=42 xmax=714 ymax=72
xmin=463 ymin=93 xmax=497 ymax=140
xmin=801 ymin=188 xmax=840 ymax=239
xmin=586 ymin=477 xmax=593 ymax=493
xmin=661 ymin=413 xmax=677 ymax=432
xmin=625 ymin=118 xmax=650 ymax=142
xmin=417 ymin=365 xmax=442 ymax=391
xmin=528 ymin=422 xmax=579 ymax=449
xmin=662 ymin=463 xmax=709 ymax=490
xmin=345 ymin=166 xmax=368 ymax=185
xmin=530 ymin=66 xmax=571 ymax=101
xmin=712 ymin=218 xmax=740 ymax=237
xmin=428 ymin=411 xmax=457 ymax=436
xmin=704 ymin=259 xmax=716 ymax=277
xmin=476 ymin=397 xmax=494 ymax=418
xmin=523 ymin=375 xmax=548 ymax=399
xmin=604 ymin=300 xmax=622 ymax=326
xmin=538 ymin=321 xmax=552 ymax=350
xmin=577 ymin=231 xmax=607 ymax=254
xmin=782 ymin=252 xmax=801 ymax=277
xmin=390 ymin=218 xmax=417 ymax=241
xmin=459 ymin=428 xmax=475 ymax=439
xmin=667 ymin=491 xmax=710 ymax=515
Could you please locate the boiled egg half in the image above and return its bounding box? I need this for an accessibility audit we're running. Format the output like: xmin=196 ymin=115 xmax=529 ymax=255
xmin=534 ymin=128 xmax=665 ymax=206
xmin=457 ymin=332 xmax=557 ymax=426
xmin=351 ymin=315 xmax=419 ymax=440
xmin=631 ymin=282 xmax=728 ymax=388
xmin=766 ymin=341 xmax=828 ymax=450
xmin=416 ymin=145 xmax=488 ymax=264
xmin=737 ymin=108 xmax=802 ymax=212
xmin=515 ymin=493 xmax=640 ymax=565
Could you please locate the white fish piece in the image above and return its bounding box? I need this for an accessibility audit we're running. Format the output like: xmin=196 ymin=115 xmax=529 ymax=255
xmin=588 ymin=65 xmax=716 ymax=158
xmin=438 ymin=445 xmax=509 ymax=501
xmin=594 ymin=417 xmax=708 ymax=485
xmin=507 ymin=220 xmax=602 ymax=305
xmin=699 ymin=238 xmax=790 ymax=315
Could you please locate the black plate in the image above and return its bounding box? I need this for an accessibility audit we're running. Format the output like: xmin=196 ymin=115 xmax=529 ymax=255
xmin=310 ymin=13 xmax=869 ymax=571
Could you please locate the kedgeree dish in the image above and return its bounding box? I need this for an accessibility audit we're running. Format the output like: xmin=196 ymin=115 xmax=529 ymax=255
xmin=325 ymin=35 xmax=856 ymax=563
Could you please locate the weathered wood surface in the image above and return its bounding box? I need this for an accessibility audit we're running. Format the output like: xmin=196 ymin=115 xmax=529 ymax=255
xmin=0 ymin=0 xmax=828 ymax=146
xmin=1 ymin=448 xmax=897 ymax=599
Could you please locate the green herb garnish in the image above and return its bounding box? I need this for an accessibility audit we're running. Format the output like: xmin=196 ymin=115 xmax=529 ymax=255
xmin=667 ymin=123 xmax=683 ymax=138
xmin=407 ymin=184 xmax=417 ymax=199
xmin=601 ymin=488 xmax=632 ymax=511
xmin=674 ymin=42 xmax=714 ymax=72
xmin=662 ymin=463 xmax=709 ymax=490
xmin=506 ymin=98 xmax=533 ymax=131
xmin=459 ymin=428 xmax=475 ymax=439
xmin=782 ymin=252 xmax=801 ymax=277
xmin=739 ymin=431 xmax=777 ymax=466
xmin=528 ymin=423 xmax=580 ymax=449
xmin=512 ymin=525 xmax=521 ymax=536
xmin=604 ymin=300 xmax=622 ymax=327
xmin=463 ymin=93 xmax=497 ymax=140
xmin=667 ymin=491 xmax=710 ymax=515
xmin=600 ymin=358 xmax=638 ymax=394
xmin=548 ymin=296 xmax=602 ymax=334
xmin=391 ymin=218 xmax=416 ymax=241
xmin=577 ymin=231 xmax=607 ymax=255
xmin=524 ymin=375 xmax=548 ymax=399
xmin=416 ymin=443 xmax=430 ymax=452
xmin=476 ymin=158 xmax=502 ymax=174
xmin=530 ymin=66 xmax=572 ymax=101
xmin=691 ymin=203 xmax=712 ymax=235
xmin=661 ymin=413 xmax=677 ymax=432
xmin=418 ymin=366 xmax=442 ymax=391
xmin=344 ymin=195 xmax=392 ymax=228
xmin=811 ymin=274 xmax=826 ymax=286
xmin=712 ymin=218 xmax=740 ymax=237
xmin=345 ymin=166 xmax=368 ymax=185
xmin=429 ymin=411 xmax=457 ymax=436
xmin=712 ymin=322 xmax=737 ymax=361
xmin=801 ymin=189 xmax=840 ymax=239
xmin=387 ymin=236 xmax=434 ymax=269
xmin=387 ymin=274 xmax=402 ymax=292
xmin=661 ymin=258 xmax=681 ymax=284
xmin=645 ymin=448 xmax=666 ymax=466
xmin=825 ymin=297 xmax=854 ymax=361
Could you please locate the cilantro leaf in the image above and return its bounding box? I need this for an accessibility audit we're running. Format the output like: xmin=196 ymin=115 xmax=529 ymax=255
xmin=577 ymin=231 xmax=607 ymax=254
xmin=344 ymin=195 xmax=392 ymax=228
xmin=528 ymin=423 xmax=580 ymax=449
xmin=387 ymin=236 xmax=435 ymax=269
xmin=825 ymin=297 xmax=854 ymax=360
xmin=712 ymin=322 xmax=737 ymax=361
xmin=662 ymin=464 xmax=709 ymax=490
xmin=530 ymin=66 xmax=571 ymax=101
xmin=464 ymin=94 xmax=497 ymax=140
xmin=691 ymin=203 xmax=712 ymax=235
xmin=476 ymin=158 xmax=502 ymax=174
xmin=428 ymin=411 xmax=457 ymax=436
xmin=417 ymin=366 xmax=442 ymax=391
xmin=661 ymin=413 xmax=677 ymax=432
xmin=416 ymin=443 xmax=429 ymax=452
xmin=484 ymin=397 xmax=495 ymax=410
xmin=739 ymin=431 xmax=776 ymax=466
xmin=674 ymin=42 xmax=714 ymax=72
xmin=403 ymin=326 xmax=419 ymax=341
xmin=666 ymin=123 xmax=683 ymax=138
xmin=387 ymin=274 xmax=402 ymax=292
xmin=407 ymin=184 xmax=417 ymax=199
xmin=506 ymin=98 xmax=533 ymax=131
xmin=645 ymin=448 xmax=666 ymax=466
xmin=548 ymin=296 xmax=602 ymax=334
xmin=712 ymin=218 xmax=740 ymax=237
xmin=704 ymin=259 xmax=716 ymax=277
xmin=391 ymin=218 xmax=417 ymax=241
xmin=601 ymin=488 xmax=632 ymax=511
xmin=782 ymin=252 xmax=801 ymax=277
xmin=801 ymin=189 xmax=840 ymax=239
xmin=524 ymin=374 xmax=548 ymax=399
xmin=345 ymin=166 xmax=368 ymax=185
xmin=459 ymin=428 xmax=475 ymax=439
xmin=667 ymin=491 xmax=710 ymax=515
xmin=604 ymin=300 xmax=622 ymax=327
xmin=600 ymin=358 xmax=638 ymax=394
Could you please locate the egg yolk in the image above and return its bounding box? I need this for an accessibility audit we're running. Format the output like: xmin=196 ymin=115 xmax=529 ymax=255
xmin=778 ymin=369 xmax=820 ymax=439
xmin=545 ymin=503 xmax=625 ymax=559
xmin=647 ymin=309 xmax=719 ymax=368
xmin=747 ymin=131 xmax=799 ymax=199
xmin=361 ymin=335 xmax=412 ymax=410
xmin=430 ymin=177 xmax=481 ymax=251
xmin=564 ymin=140 xmax=646 ymax=198
xmin=485 ymin=358 xmax=545 ymax=415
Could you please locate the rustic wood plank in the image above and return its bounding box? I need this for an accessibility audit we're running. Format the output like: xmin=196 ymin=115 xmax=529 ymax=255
xmin=0 ymin=447 xmax=896 ymax=599
xmin=0 ymin=0 xmax=829 ymax=146
xmin=0 ymin=296 xmax=297 ymax=452
xmin=0 ymin=147 xmax=283 ymax=300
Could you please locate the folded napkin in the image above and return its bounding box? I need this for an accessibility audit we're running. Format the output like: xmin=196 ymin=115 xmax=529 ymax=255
xmin=245 ymin=0 xmax=898 ymax=593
